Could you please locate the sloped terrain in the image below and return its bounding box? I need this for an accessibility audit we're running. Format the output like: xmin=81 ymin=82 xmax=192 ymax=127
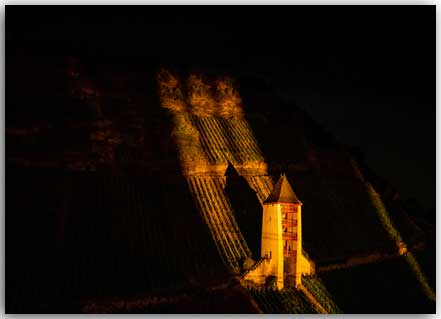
xmin=318 ymin=256 xmax=435 ymax=313
xmin=248 ymin=287 xmax=318 ymax=314
xmin=6 ymin=57 xmax=435 ymax=313
xmin=6 ymin=166 xmax=229 ymax=312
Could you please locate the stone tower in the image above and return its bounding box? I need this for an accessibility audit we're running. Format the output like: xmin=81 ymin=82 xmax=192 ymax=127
xmin=244 ymin=174 xmax=314 ymax=289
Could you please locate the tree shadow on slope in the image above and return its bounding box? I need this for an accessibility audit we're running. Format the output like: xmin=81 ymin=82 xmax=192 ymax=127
xmin=224 ymin=163 xmax=262 ymax=261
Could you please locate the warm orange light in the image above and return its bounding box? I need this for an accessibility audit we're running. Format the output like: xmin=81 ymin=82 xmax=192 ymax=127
xmin=157 ymin=70 xmax=270 ymax=271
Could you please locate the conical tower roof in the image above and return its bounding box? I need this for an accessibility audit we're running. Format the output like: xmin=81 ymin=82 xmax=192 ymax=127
xmin=263 ymin=174 xmax=302 ymax=205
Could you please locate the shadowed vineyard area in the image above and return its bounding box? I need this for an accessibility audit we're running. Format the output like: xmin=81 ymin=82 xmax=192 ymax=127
xmin=317 ymin=256 xmax=435 ymax=313
xmin=6 ymin=166 xmax=231 ymax=312
xmin=6 ymin=54 xmax=435 ymax=313
xmin=224 ymin=164 xmax=263 ymax=261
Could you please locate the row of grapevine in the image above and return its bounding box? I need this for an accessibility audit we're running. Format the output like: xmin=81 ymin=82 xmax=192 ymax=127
xmin=217 ymin=117 xmax=264 ymax=163
xmin=7 ymin=170 xmax=229 ymax=312
xmin=187 ymin=176 xmax=252 ymax=270
xmin=248 ymin=287 xmax=318 ymax=314
xmin=227 ymin=117 xmax=264 ymax=161
xmin=199 ymin=115 xmax=246 ymax=163
xmin=61 ymin=175 xmax=198 ymax=295
xmin=187 ymin=115 xmax=264 ymax=165
xmin=188 ymin=115 xmax=230 ymax=163
xmin=403 ymin=252 xmax=436 ymax=301
xmin=301 ymin=275 xmax=342 ymax=313
xmin=247 ymin=176 xmax=274 ymax=203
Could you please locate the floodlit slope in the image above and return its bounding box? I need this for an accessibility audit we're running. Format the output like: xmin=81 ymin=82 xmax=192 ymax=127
xmin=301 ymin=275 xmax=342 ymax=313
xmin=188 ymin=115 xmax=264 ymax=164
xmin=248 ymin=287 xmax=319 ymax=314
xmin=186 ymin=175 xmax=252 ymax=269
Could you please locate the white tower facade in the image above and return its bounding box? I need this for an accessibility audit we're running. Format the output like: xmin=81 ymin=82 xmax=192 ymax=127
xmin=244 ymin=174 xmax=314 ymax=289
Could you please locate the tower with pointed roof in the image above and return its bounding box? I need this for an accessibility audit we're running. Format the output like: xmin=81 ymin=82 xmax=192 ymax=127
xmin=243 ymin=174 xmax=314 ymax=289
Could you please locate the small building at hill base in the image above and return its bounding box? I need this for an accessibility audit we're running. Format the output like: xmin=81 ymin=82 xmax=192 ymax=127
xmin=244 ymin=174 xmax=314 ymax=289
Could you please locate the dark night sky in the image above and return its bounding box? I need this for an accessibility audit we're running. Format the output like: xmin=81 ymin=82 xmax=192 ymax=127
xmin=7 ymin=6 xmax=435 ymax=211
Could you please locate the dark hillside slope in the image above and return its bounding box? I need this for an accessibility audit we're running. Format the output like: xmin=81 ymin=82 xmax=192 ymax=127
xmin=6 ymin=166 xmax=230 ymax=313
xmin=6 ymin=57 xmax=434 ymax=313
xmin=318 ymin=256 xmax=435 ymax=313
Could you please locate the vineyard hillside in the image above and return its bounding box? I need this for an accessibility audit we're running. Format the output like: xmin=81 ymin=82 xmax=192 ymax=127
xmin=6 ymin=58 xmax=435 ymax=313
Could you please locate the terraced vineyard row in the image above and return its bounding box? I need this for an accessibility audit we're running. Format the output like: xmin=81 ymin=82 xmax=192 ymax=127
xmin=221 ymin=117 xmax=264 ymax=162
xmin=248 ymin=287 xmax=318 ymax=314
xmin=187 ymin=175 xmax=252 ymax=270
xmin=301 ymin=275 xmax=342 ymax=314
xmin=65 ymin=175 xmax=227 ymax=295
xmin=246 ymin=175 xmax=274 ymax=203
xmin=6 ymin=169 xmax=229 ymax=312
xmin=188 ymin=115 xmax=264 ymax=164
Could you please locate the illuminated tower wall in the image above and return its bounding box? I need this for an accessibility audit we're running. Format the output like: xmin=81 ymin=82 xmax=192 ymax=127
xmin=244 ymin=174 xmax=314 ymax=289
xmin=261 ymin=202 xmax=284 ymax=289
